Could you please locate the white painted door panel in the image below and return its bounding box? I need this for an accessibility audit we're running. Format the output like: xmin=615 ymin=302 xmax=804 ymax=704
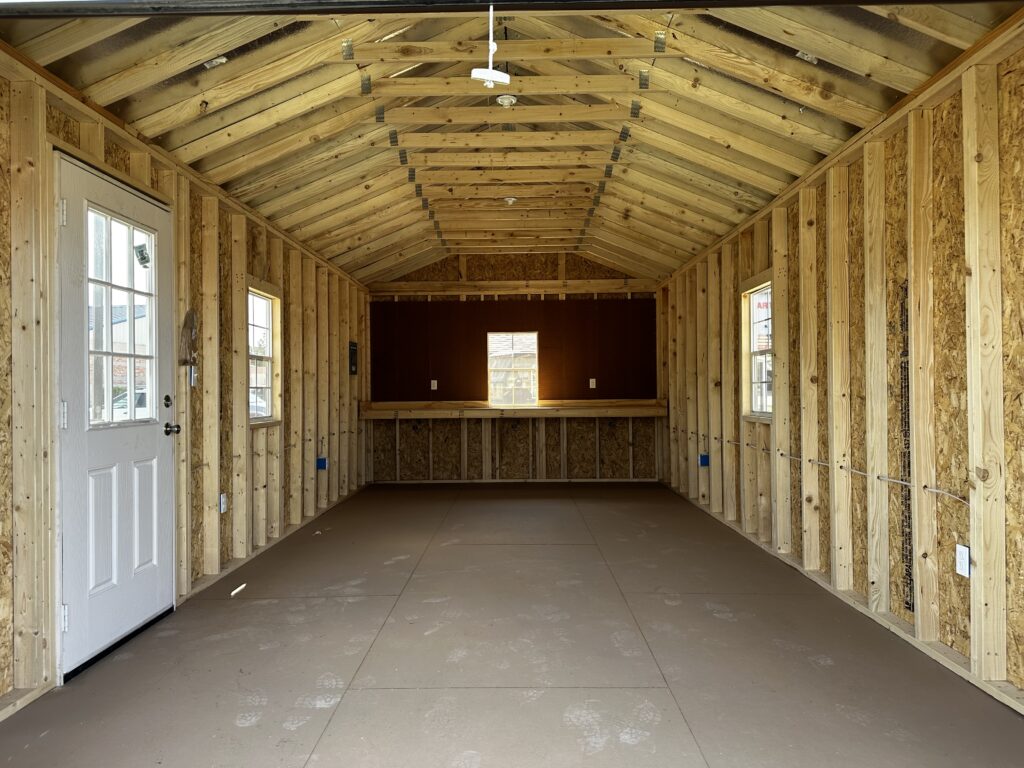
xmin=58 ymin=155 xmax=175 ymax=673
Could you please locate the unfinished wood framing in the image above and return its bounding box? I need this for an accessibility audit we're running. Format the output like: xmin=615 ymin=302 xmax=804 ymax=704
xmin=230 ymin=214 xmax=249 ymax=559
xmin=770 ymin=207 xmax=792 ymax=554
xmin=798 ymin=187 xmax=821 ymax=573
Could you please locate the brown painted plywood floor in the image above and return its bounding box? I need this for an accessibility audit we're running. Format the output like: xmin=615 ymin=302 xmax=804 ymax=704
xmin=1 ymin=484 xmax=1023 ymax=767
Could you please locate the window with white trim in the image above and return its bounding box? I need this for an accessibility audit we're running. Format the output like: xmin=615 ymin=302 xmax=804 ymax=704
xmin=248 ymin=291 xmax=275 ymax=419
xmin=487 ymin=332 xmax=538 ymax=407
xmin=745 ymin=284 xmax=773 ymax=415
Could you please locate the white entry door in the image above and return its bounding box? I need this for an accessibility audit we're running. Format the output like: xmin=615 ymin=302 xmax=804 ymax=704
xmin=58 ymin=155 xmax=175 ymax=673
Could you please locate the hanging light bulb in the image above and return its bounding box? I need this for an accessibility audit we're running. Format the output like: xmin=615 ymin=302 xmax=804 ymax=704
xmin=496 ymin=94 xmax=517 ymax=108
xmin=471 ymin=5 xmax=511 ymax=88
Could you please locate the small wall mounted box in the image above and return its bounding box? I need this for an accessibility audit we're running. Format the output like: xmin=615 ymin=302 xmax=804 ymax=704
xmin=316 ymin=456 xmax=328 ymax=471
xmin=589 ymin=378 xmax=597 ymax=389
xmin=430 ymin=380 xmax=438 ymax=391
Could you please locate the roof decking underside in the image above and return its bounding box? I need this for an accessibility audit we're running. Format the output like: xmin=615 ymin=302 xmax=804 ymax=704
xmin=1 ymin=3 xmax=1018 ymax=282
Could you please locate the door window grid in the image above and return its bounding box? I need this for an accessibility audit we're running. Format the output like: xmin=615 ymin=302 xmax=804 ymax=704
xmin=747 ymin=284 xmax=773 ymax=415
xmin=488 ymin=332 xmax=539 ymax=407
xmin=87 ymin=208 xmax=156 ymax=426
xmin=248 ymin=291 xmax=274 ymax=419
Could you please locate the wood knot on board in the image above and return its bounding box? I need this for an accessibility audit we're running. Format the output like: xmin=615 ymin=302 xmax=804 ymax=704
xmin=976 ymin=466 xmax=991 ymax=482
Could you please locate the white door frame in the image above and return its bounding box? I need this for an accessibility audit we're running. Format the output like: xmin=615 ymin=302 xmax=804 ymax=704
xmin=54 ymin=152 xmax=177 ymax=681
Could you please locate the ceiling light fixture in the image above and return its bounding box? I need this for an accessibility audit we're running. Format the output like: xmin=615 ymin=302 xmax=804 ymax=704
xmin=496 ymin=94 xmax=517 ymax=108
xmin=505 ymin=197 xmax=517 ymax=206
xmin=471 ymin=5 xmax=511 ymax=89
xmin=202 ymin=55 xmax=228 ymax=70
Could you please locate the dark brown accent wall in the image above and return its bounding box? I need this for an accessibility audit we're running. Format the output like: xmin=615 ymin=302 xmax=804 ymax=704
xmin=371 ymin=298 xmax=657 ymax=401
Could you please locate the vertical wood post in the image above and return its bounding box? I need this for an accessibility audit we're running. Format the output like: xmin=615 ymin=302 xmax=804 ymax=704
xmin=721 ymin=242 xmax=738 ymax=522
xmin=301 ymin=257 xmax=317 ymax=516
xmin=908 ymin=107 xmax=939 ymax=641
xmin=199 ymin=196 xmax=221 ymax=575
xmin=696 ymin=260 xmax=710 ymax=507
xmin=863 ymin=141 xmax=891 ymax=613
xmin=285 ymin=248 xmax=303 ymax=525
xmin=963 ymin=65 xmax=1007 ymax=680
xmin=798 ymin=187 xmax=821 ymax=572
xmin=230 ymin=214 xmax=249 ymax=559
xmin=771 ymin=207 xmax=792 ymax=554
xmin=708 ymin=250 xmax=724 ymax=518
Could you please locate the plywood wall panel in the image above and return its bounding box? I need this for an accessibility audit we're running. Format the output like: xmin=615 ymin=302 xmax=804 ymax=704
xmin=886 ymin=128 xmax=915 ymax=626
xmin=399 ymin=420 xmax=429 ymax=481
xmin=466 ymin=418 xmax=483 ymax=480
xmin=217 ymin=209 xmax=233 ymax=566
xmin=545 ymin=418 xmax=562 ymax=479
xmin=45 ymin=104 xmax=79 ymax=146
xmin=0 ymin=77 xmax=13 ymax=696
xmin=848 ymin=158 xmax=869 ymax=598
xmin=564 ymin=254 xmax=627 ymax=280
xmin=431 ymin=419 xmax=462 ymax=481
xmin=372 ymin=421 xmax=396 ymax=482
xmin=497 ymin=419 xmax=531 ymax=479
xmin=402 ymin=256 xmax=461 ymax=282
xmin=104 ymin=136 xmax=130 ymax=174
xmin=468 ymin=253 xmax=559 ymax=281
xmin=999 ymin=49 xmax=1024 ymax=688
xmin=599 ymin=418 xmax=630 ymax=479
xmin=788 ymin=204 xmax=803 ymax=561
xmin=930 ymin=92 xmax=972 ymax=657
xmin=632 ymin=417 xmax=656 ymax=480
xmin=816 ymin=185 xmax=832 ymax=578
xmin=188 ymin=186 xmax=205 ymax=583
xmin=566 ymin=418 xmax=598 ymax=479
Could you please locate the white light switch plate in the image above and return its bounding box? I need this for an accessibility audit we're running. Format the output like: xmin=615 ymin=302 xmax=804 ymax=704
xmin=589 ymin=378 xmax=597 ymax=389
xmin=956 ymin=543 xmax=971 ymax=578
xmin=219 ymin=493 xmax=228 ymax=514
xmin=430 ymin=379 xmax=438 ymax=391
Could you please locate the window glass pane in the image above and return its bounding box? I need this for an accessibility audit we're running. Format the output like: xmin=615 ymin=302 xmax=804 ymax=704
xmin=134 ymin=294 xmax=151 ymax=355
xmin=111 ymin=356 xmax=130 ymax=422
xmin=753 ymin=320 xmax=772 ymax=352
xmin=111 ymin=289 xmax=131 ymax=353
xmin=88 ymin=210 xmax=108 ymax=281
xmin=488 ymin=332 xmax=538 ymax=406
xmin=133 ymin=228 xmax=154 ymax=293
xmin=249 ymin=388 xmax=271 ymax=418
xmin=751 ymin=286 xmax=772 ymax=325
xmin=111 ymin=219 xmax=131 ymax=288
xmin=89 ymin=283 xmax=109 ymax=352
xmin=134 ymin=358 xmax=152 ymax=420
xmin=251 ymin=293 xmax=270 ymax=328
xmin=250 ymin=326 xmax=270 ymax=357
xmin=89 ymin=354 xmax=110 ymax=424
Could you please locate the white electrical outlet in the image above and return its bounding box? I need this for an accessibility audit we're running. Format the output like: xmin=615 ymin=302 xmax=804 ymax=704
xmin=219 ymin=493 xmax=228 ymax=514
xmin=430 ymin=379 xmax=438 ymax=391
xmin=589 ymin=378 xmax=597 ymax=389
xmin=956 ymin=543 xmax=971 ymax=578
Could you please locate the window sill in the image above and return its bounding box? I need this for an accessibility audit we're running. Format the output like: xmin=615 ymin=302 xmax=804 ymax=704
xmin=249 ymin=418 xmax=282 ymax=428
xmin=741 ymin=413 xmax=772 ymax=425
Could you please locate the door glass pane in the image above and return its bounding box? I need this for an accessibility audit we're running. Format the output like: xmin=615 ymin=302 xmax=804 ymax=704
xmin=88 ymin=210 xmax=108 ymax=281
xmin=133 ymin=358 xmax=152 ymax=420
xmin=89 ymin=354 xmax=110 ymax=424
xmin=111 ymin=289 xmax=131 ymax=353
xmin=111 ymin=356 xmax=131 ymax=422
xmin=132 ymin=228 xmax=154 ymax=293
xmin=111 ymin=219 xmax=131 ymax=288
xmin=89 ymin=283 xmax=109 ymax=352
xmin=133 ymin=295 xmax=151 ymax=356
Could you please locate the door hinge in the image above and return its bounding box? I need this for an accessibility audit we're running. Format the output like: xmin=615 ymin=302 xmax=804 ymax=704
xmin=60 ymin=400 xmax=68 ymax=430
xmin=60 ymin=604 xmax=69 ymax=633
xmin=59 ymin=198 xmax=67 ymax=227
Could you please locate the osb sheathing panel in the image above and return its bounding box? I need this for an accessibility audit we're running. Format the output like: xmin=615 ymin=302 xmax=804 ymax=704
xmin=849 ymin=158 xmax=869 ymax=598
xmin=886 ymin=128 xmax=914 ymax=626
xmin=104 ymin=136 xmax=130 ymax=174
xmin=403 ymin=256 xmax=460 ymax=282
xmin=788 ymin=203 xmax=802 ymax=560
xmin=564 ymin=253 xmax=626 ymax=280
xmin=497 ymin=419 xmax=531 ymax=479
xmin=932 ymin=92 xmax=971 ymax=657
xmin=217 ymin=209 xmax=232 ymax=566
xmin=45 ymin=104 xmax=79 ymax=146
xmin=468 ymin=253 xmax=558 ymax=281
xmin=632 ymin=417 xmax=656 ymax=479
xmin=1000 ymin=49 xmax=1024 ymax=687
xmin=188 ymin=186 xmax=205 ymax=583
xmin=816 ymin=184 xmax=831 ymax=579
xmin=399 ymin=420 xmax=430 ymax=481
xmin=430 ymin=419 xmax=462 ymax=481
xmin=372 ymin=421 xmax=396 ymax=482
xmin=545 ymin=418 xmax=562 ymax=478
xmin=566 ymin=418 xmax=597 ymax=479
xmin=248 ymin=222 xmax=268 ymax=284
xmin=599 ymin=418 xmax=630 ymax=479
xmin=466 ymin=419 xmax=483 ymax=480
xmin=0 ymin=77 xmax=13 ymax=696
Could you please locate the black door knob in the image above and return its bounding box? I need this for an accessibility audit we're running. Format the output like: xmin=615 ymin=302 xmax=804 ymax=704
xmin=164 ymin=423 xmax=181 ymax=436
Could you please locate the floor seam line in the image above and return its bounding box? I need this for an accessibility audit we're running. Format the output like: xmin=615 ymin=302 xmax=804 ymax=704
xmin=298 ymin=488 xmax=461 ymax=768
xmin=570 ymin=489 xmax=714 ymax=768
